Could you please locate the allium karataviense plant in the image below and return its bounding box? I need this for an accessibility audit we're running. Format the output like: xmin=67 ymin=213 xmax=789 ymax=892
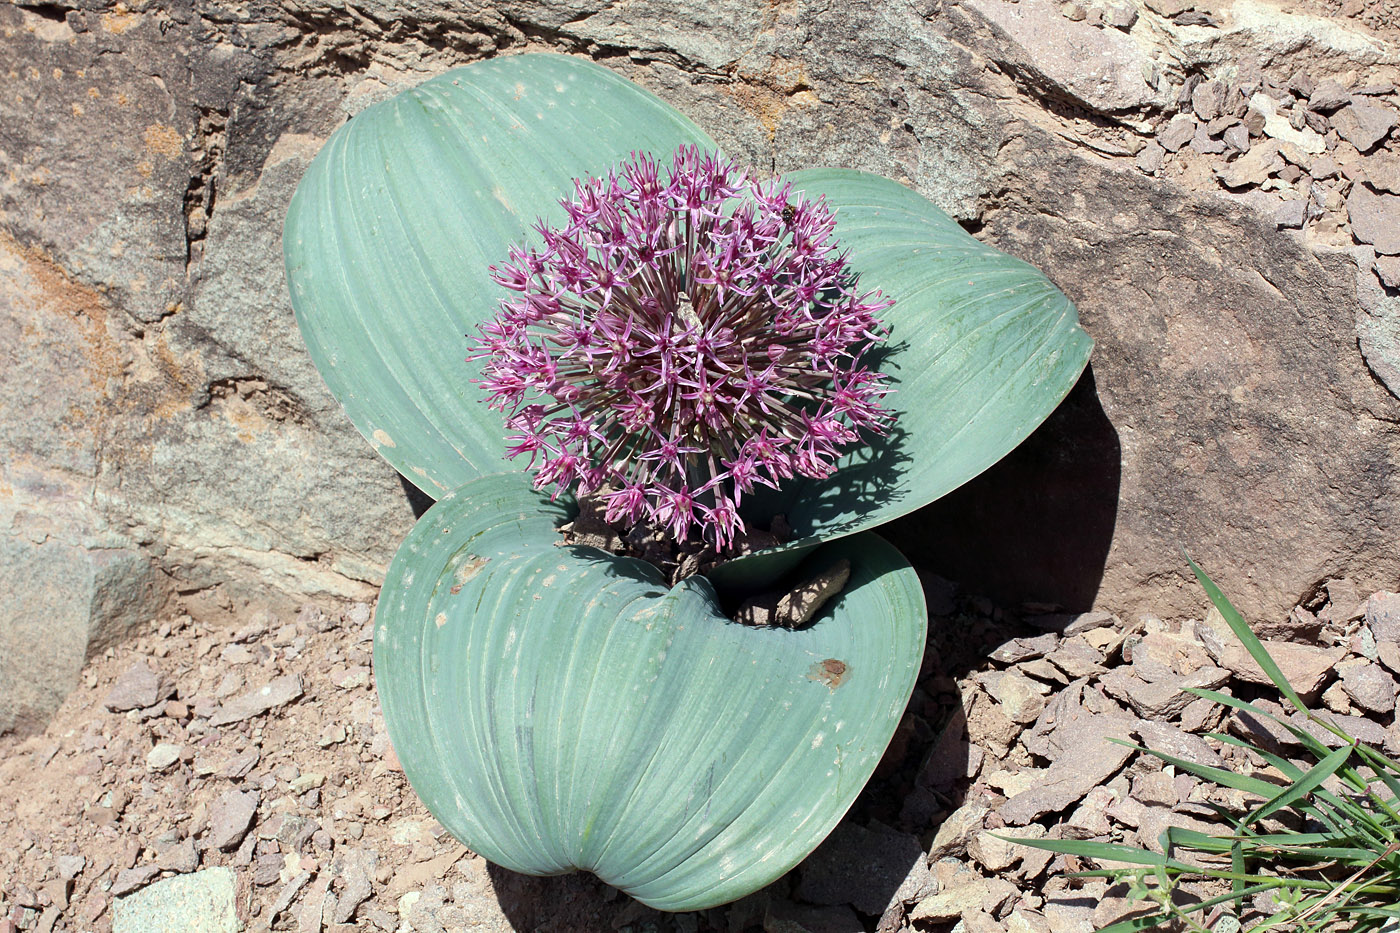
xmin=469 ymin=146 xmax=892 ymax=547
xmin=284 ymin=53 xmax=1092 ymax=911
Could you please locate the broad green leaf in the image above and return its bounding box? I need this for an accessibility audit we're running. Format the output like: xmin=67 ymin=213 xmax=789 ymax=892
xmin=284 ymin=53 xmax=717 ymax=493
xmin=374 ymin=472 xmax=926 ymax=911
xmin=711 ymin=169 xmax=1092 ymax=583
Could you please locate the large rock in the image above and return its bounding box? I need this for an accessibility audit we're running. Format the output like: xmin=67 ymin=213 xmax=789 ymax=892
xmin=112 ymin=867 xmax=240 ymax=933
xmin=0 ymin=238 xmax=162 ymax=733
xmin=2 ymin=0 xmax=1399 ymax=731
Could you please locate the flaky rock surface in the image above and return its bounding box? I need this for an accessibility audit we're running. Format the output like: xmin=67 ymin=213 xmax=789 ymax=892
xmin=3 ymin=0 xmax=1399 ymax=730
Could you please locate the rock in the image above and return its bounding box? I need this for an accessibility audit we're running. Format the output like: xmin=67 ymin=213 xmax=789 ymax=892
xmin=1331 ymin=101 xmax=1397 ymax=152
xmin=219 ymin=645 xmax=254 ymax=664
xmin=112 ymin=868 xmax=239 ymax=933
xmin=330 ymin=848 xmax=377 ymax=923
xmin=57 ymin=856 xmax=86 ymax=882
xmin=252 ymin=853 xmax=285 ymax=887
xmin=1132 ymin=720 xmax=1225 ymax=768
xmin=964 ymin=0 xmax=1156 ymax=113
xmin=980 ymin=670 xmax=1048 ymax=724
xmin=1229 ymin=699 xmax=1298 ymax=752
xmin=207 ymin=674 xmax=304 ymax=726
xmin=910 ymin=865 xmax=1018 ymax=923
xmin=1131 ymin=770 xmax=1178 ymax=807
xmin=1100 ymin=666 xmax=1230 ymax=720
xmin=146 ymin=743 xmax=182 ymax=772
xmin=986 ymin=768 xmax=1042 ymax=797
xmin=1191 ymin=81 xmax=1230 ymax=122
xmin=1134 ymin=807 xmax=1220 ymax=854
xmin=918 ymin=707 xmax=980 ymax=791
xmin=1198 ymin=622 xmax=1345 ymax=696
xmin=269 ymin=872 xmax=313 ymax=925
xmin=1323 ymin=680 xmax=1353 ymax=713
xmin=1308 ymin=80 xmax=1352 ymax=112
xmin=991 ymin=632 xmax=1059 ymax=664
xmin=1222 ymin=123 xmax=1252 ymax=153
xmin=999 ymin=714 xmax=1137 ymax=824
xmin=1323 ymin=578 xmax=1367 ymax=623
xmin=796 ymin=823 xmax=931 ymax=914
xmin=1104 ymin=3 xmax=1137 ymax=29
xmin=1376 ymin=257 xmax=1400 ymax=290
xmin=1215 ymin=139 xmax=1283 ymax=188
xmin=1339 ymin=661 xmax=1398 ymax=714
xmin=969 ymin=825 xmax=1044 ymax=872
xmin=1025 ymin=610 xmax=1117 ymax=637
xmin=297 ymin=873 xmax=333 ymax=933
xmin=1249 ymin=93 xmax=1326 ymax=153
xmin=104 ymin=664 xmax=171 ymax=713
xmin=1158 ymin=115 xmax=1197 ymax=152
xmin=155 ymin=839 xmax=199 ymax=875
xmin=1367 ymin=592 xmax=1400 ymax=642
xmin=1134 ymin=140 xmax=1165 ymax=174
xmin=1291 ymin=709 xmax=1388 ymax=747
xmin=1377 ymin=639 xmax=1400 ymax=676
xmin=1347 ymin=186 xmax=1400 ymax=255
xmin=1064 ymin=786 xmax=1116 ymax=837
xmin=1288 ymin=71 xmax=1316 ymax=98
xmin=1045 ymin=637 xmax=1107 ymax=678
xmin=965 ymin=688 xmax=1022 ymax=757
xmin=1365 ymin=156 xmax=1400 ymax=195
xmin=207 ymin=790 xmax=259 ymax=851
xmin=928 ymin=803 xmax=989 ymax=860
xmin=1275 ymin=198 xmax=1306 ymax=229
xmin=1189 ymin=123 xmax=1226 ymax=155
xmin=111 ymin=865 xmax=161 ymax=897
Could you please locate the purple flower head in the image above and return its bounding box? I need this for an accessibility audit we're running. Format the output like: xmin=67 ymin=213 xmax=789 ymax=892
xmin=468 ymin=146 xmax=893 ymax=550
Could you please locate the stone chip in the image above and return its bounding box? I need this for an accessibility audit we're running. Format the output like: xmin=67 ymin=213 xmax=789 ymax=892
xmin=1347 ymin=186 xmax=1400 ymax=255
xmin=104 ymin=663 xmax=172 ymax=712
xmin=1331 ymin=101 xmax=1397 ymax=152
xmin=999 ymin=714 xmax=1137 ymax=824
xmin=1339 ymin=661 xmax=1398 ymax=715
xmin=1307 ymin=79 xmax=1351 ymax=112
xmin=207 ymin=789 xmax=259 ymax=851
xmin=206 ymin=674 xmax=304 ymax=726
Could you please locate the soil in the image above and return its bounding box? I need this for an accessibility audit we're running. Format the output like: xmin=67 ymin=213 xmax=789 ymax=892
xmin=2 ymin=575 xmax=1394 ymax=933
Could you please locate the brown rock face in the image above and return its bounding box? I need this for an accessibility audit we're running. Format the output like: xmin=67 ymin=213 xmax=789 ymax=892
xmin=2 ymin=0 xmax=1400 ymax=730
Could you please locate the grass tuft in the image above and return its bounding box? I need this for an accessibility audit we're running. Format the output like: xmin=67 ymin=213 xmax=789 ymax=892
xmin=1007 ymin=559 xmax=1400 ymax=932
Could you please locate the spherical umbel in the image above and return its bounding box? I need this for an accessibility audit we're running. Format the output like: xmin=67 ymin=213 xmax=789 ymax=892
xmin=468 ymin=146 xmax=892 ymax=549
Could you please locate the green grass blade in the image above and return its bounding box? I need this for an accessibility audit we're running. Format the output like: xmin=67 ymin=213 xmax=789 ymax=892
xmin=1094 ymin=911 xmax=1175 ymax=933
xmin=993 ymin=836 xmax=1189 ymax=870
xmin=1108 ymin=739 xmax=1282 ymax=796
xmin=1246 ymin=744 xmax=1355 ymax=825
xmin=1187 ymin=555 xmax=1307 ymax=712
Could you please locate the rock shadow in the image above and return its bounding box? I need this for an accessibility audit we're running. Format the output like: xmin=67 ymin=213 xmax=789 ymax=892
xmin=883 ymin=363 xmax=1121 ymax=613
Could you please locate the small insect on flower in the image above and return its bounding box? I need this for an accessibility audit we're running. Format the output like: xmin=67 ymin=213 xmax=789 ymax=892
xmin=467 ymin=145 xmax=893 ymax=550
